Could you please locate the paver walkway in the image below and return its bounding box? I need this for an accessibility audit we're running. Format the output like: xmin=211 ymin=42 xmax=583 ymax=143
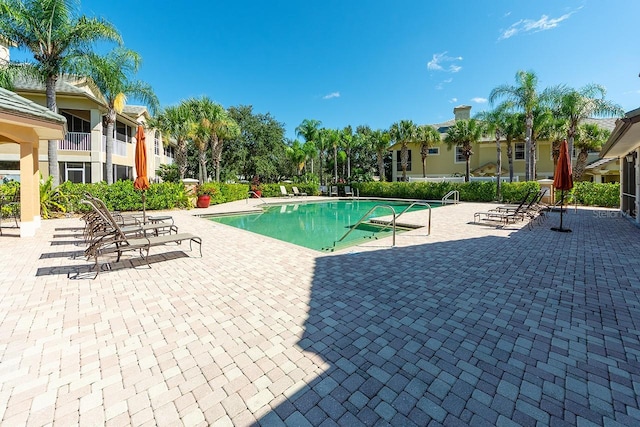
xmin=1 ymin=200 xmax=639 ymax=426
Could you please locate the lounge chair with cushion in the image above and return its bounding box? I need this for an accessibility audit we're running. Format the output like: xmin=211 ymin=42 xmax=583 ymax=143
xmin=280 ymin=185 xmax=294 ymax=197
xmin=330 ymin=186 xmax=339 ymax=197
xmin=82 ymin=198 xmax=202 ymax=277
xmin=344 ymin=186 xmax=354 ymax=197
xmin=292 ymin=186 xmax=307 ymax=196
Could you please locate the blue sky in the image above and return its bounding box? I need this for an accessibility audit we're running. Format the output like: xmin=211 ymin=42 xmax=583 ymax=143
xmin=22 ymin=1 xmax=640 ymax=139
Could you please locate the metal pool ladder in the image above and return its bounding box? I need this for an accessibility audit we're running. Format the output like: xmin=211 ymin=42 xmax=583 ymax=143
xmin=442 ymin=190 xmax=459 ymax=204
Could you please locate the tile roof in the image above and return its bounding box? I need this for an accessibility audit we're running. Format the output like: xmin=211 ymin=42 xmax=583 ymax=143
xmin=0 ymin=87 xmax=67 ymax=124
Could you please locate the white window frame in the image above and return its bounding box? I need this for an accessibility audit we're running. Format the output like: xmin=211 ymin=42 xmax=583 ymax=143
xmin=515 ymin=142 xmax=525 ymax=161
xmin=454 ymin=146 xmax=465 ymax=163
xmin=427 ymin=147 xmax=440 ymax=156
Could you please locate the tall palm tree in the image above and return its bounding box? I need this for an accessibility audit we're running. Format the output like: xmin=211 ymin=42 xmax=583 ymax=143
xmin=489 ymin=70 xmax=541 ymax=181
xmin=295 ymin=119 xmax=322 ymax=176
xmin=552 ymin=84 xmax=623 ymax=167
xmin=327 ymin=128 xmax=342 ymax=183
xmin=341 ymin=125 xmax=354 ymax=180
xmin=502 ymin=111 xmax=524 ymax=182
xmin=149 ymin=103 xmax=192 ymax=180
xmin=444 ymin=119 xmax=483 ymax=182
xmin=0 ymin=0 xmax=121 ymax=185
xmin=476 ymin=105 xmax=510 ymax=200
xmin=315 ymin=128 xmax=331 ymax=186
xmin=415 ymin=125 xmax=441 ymax=178
xmin=389 ymin=119 xmax=417 ymax=181
xmin=573 ymin=123 xmax=611 ymax=180
xmin=285 ymin=139 xmax=307 ymax=176
xmin=74 ymin=47 xmax=159 ymax=184
xmin=209 ymin=110 xmax=240 ymax=182
xmin=371 ymin=129 xmax=390 ymax=182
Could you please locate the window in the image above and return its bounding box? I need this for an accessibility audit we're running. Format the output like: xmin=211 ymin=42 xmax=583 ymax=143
xmin=515 ymin=142 xmax=525 ymax=160
xmin=154 ymin=133 xmax=160 ymax=156
xmin=396 ymin=150 xmax=412 ymax=171
xmin=455 ymin=146 xmax=465 ymax=163
xmin=61 ymin=112 xmax=90 ymax=133
xmin=61 ymin=162 xmax=91 ymax=183
xmin=427 ymin=147 xmax=440 ymax=155
xmin=115 ymin=122 xmax=130 ymax=143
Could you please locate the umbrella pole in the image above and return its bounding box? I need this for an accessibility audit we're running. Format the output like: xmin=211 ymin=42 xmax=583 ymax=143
xmin=551 ymin=190 xmax=572 ymax=233
xmin=142 ymin=191 xmax=146 ymax=224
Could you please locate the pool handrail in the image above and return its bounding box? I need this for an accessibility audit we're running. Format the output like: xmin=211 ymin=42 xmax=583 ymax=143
xmin=334 ymin=204 xmax=397 ymax=247
xmin=442 ymin=190 xmax=459 ymax=204
xmin=375 ymin=201 xmax=432 ymax=236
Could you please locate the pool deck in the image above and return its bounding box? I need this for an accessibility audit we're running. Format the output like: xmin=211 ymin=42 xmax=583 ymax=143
xmin=1 ymin=198 xmax=640 ymax=426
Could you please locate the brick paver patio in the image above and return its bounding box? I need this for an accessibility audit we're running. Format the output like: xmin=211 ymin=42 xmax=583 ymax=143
xmin=1 ymin=199 xmax=639 ymax=426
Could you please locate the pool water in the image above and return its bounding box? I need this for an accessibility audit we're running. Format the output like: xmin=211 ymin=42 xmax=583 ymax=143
xmin=208 ymin=200 xmax=434 ymax=251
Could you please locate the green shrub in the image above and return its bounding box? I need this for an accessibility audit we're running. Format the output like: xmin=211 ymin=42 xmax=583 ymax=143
xmin=500 ymin=181 xmax=540 ymax=203
xmin=220 ymin=183 xmax=251 ymax=202
xmin=571 ymin=181 xmax=619 ymax=207
xmin=353 ymin=181 xmax=495 ymax=202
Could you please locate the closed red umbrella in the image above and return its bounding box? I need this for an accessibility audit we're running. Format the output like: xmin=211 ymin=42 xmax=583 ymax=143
xmin=133 ymin=125 xmax=150 ymax=222
xmin=551 ymin=139 xmax=573 ymax=232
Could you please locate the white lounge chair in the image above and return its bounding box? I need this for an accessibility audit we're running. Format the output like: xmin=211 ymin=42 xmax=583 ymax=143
xmin=280 ymin=185 xmax=294 ymax=197
xmin=292 ymin=186 xmax=307 ymax=196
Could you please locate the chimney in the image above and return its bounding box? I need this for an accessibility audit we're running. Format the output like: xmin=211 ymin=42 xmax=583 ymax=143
xmin=453 ymin=105 xmax=471 ymax=121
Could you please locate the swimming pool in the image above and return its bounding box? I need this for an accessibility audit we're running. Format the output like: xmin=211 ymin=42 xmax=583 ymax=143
xmin=208 ymin=200 xmax=436 ymax=251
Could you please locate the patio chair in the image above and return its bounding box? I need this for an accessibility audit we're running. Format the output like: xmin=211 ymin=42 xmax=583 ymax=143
xmin=0 ymin=189 xmax=20 ymax=235
xmin=474 ymin=193 xmax=532 ymax=225
xmin=344 ymin=186 xmax=354 ymax=197
xmin=330 ymin=186 xmax=339 ymax=197
xmin=319 ymin=185 xmax=328 ymax=196
xmin=280 ymin=185 xmax=294 ymax=197
xmin=82 ymin=198 xmax=202 ymax=277
xmin=292 ymin=186 xmax=307 ymax=197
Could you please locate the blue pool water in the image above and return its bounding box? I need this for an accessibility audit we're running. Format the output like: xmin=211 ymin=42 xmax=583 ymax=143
xmin=208 ymin=200 xmax=435 ymax=251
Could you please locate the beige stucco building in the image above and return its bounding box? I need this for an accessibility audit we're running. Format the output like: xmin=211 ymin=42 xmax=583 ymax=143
xmin=389 ymin=105 xmax=618 ymax=184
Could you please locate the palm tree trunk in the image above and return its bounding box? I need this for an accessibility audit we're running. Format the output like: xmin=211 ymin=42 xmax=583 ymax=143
xmin=46 ymin=75 xmax=59 ymax=186
xmin=333 ymin=145 xmax=338 ymax=183
xmin=377 ymin=151 xmax=385 ymax=182
xmin=213 ymin=138 xmax=224 ymax=182
xmin=347 ymin=149 xmax=351 ymax=179
xmin=465 ymin=155 xmax=471 ymax=182
xmin=105 ymin=112 xmax=116 ymax=184
xmin=530 ymin=140 xmax=537 ymax=180
xmin=176 ymin=138 xmax=187 ymax=180
xmin=574 ymin=149 xmax=589 ymax=181
xmin=198 ymin=147 xmax=207 ymax=184
xmin=401 ymin=144 xmax=408 ymax=181
xmin=507 ymin=141 xmax=514 ymax=182
xmin=525 ymin=115 xmax=533 ymax=181
xmin=496 ymin=134 xmax=502 ymax=201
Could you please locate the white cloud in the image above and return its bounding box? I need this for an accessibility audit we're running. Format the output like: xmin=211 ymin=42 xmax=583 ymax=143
xmin=499 ymin=8 xmax=580 ymax=40
xmin=427 ymin=52 xmax=463 ymax=73
xmin=449 ymin=98 xmax=458 ymax=103
xmin=322 ymin=92 xmax=340 ymax=100
xmin=471 ymin=97 xmax=488 ymax=103
xmin=435 ymin=78 xmax=454 ymax=90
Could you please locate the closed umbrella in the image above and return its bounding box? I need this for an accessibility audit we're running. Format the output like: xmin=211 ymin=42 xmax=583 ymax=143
xmin=551 ymin=139 xmax=573 ymax=232
xmin=133 ymin=125 xmax=150 ymax=223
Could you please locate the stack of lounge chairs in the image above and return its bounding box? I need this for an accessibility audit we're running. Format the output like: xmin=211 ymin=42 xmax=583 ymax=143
xmin=79 ymin=195 xmax=202 ymax=277
xmin=474 ymin=190 xmax=549 ymax=227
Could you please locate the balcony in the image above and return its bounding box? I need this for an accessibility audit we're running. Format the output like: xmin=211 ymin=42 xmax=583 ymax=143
xmin=59 ymin=132 xmax=91 ymax=151
xmin=101 ymin=135 xmax=128 ymax=156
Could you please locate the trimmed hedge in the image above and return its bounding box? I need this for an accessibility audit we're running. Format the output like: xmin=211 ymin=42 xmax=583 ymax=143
xmin=570 ymin=182 xmax=619 ymax=208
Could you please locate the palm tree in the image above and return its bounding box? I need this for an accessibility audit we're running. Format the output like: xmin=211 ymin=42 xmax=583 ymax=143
xmin=552 ymin=84 xmax=623 ymax=167
xmin=476 ymin=105 xmax=510 ymax=200
xmin=502 ymin=111 xmax=524 ymax=182
xmin=285 ymin=139 xmax=306 ymax=176
xmin=209 ymin=110 xmax=240 ymax=182
xmin=389 ymin=120 xmax=417 ymax=181
xmin=489 ymin=70 xmax=541 ymax=181
xmin=0 ymin=0 xmax=121 ymax=185
xmin=444 ymin=119 xmax=483 ymax=182
xmin=415 ymin=125 xmax=441 ymax=178
xmin=341 ymin=125 xmax=354 ymax=180
xmin=327 ymin=129 xmax=342 ymax=183
xmin=295 ymin=119 xmax=322 ymax=176
xmin=315 ymin=128 xmax=331 ymax=185
xmin=74 ymin=47 xmax=159 ymax=184
xmin=371 ymin=129 xmax=391 ymax=182
xmin=573 ymin=123 xmax=611 ymax=180
xmin=149 ymin=103 xmax=192 ymax=180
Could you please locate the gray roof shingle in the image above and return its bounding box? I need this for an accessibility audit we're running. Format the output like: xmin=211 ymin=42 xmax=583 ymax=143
xmin=0 ymin=87 xmax=67 ymax=124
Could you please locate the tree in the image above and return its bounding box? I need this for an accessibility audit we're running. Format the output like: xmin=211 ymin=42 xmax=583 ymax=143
xmin=444 ymin=119 xmax=483 ymax=182
xmin=489 ymin=70 xmax=541 ymax=181
xmin=285 ymin=139 xmax=306 ymax=176
xmin=370 ymin=129 xmax=391 ymax=182
xmin=295 ymin=119 xmax=322 ymax=177
xmin=341 ymin=125 xmax=354 ymax=180
xmin=210 ymin=110 xmax=240 ymax=182
xmin=415 ymin=125 xmax=441 ymax=178
xmin=0 ymin=0 xmax=121 ymax=185
xmin=552 ymin=84 xmax=623 ymax=169
xmin=476 ymin=105 xmax=510 ymax=200
xmin=315 ymin=129 xmax=331 ymax=185
xmin=389 ymin=120 xmax=417 ymax=181
xmin=573 ymin=123 xmax=611 ymax=180
xmin=327 ymin=128 xmax=342 ymax=183
xmin=74 ymin=47 xmax=158 ymax=184
xmin=502 ymin=112 xmax=524 ymax=182
xmin=149 ymin=103 xmax=193 ymax=180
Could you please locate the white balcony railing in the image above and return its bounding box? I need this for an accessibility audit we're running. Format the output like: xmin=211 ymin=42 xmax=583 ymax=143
xmin=101 ymin=135 xmax=128 ymax=156
xmin=59 ymin=132 xmax=91 ymax=151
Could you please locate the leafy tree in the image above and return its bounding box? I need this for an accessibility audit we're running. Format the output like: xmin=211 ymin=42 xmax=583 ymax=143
xmin=551 ymin=84 xmax=623 ymax=168
xmin=295 ymin=119 xmax=322 ymax=178
xmin=444 ymin=119 xmax=483 ymax=182
xmin=370 ymin=129 xmax=391 ymax=181
xmin=73 ymin=47 xmax=159 ymax=184
xmin=149 ymin=103 xmax=192 ymax=180
xmin=573 ymin=123 xmax=611 ymax=180
xmin=285 ymin=139 xmax=306 ymax=176
xmin=476 ymin=105 xmax=510 ymax=199
xmin=341 ymin=125 xmax=355 ymax=179
xmin=389 ymin=120 xmax=417 ymax=181
xmin=0 ymin=0 xmax=121 ymax=185
xmin=226 ymin=105 xmax=286 ymax=182
xmin=489 ymin=70 xmax=541 ymax=181
xmin=327 ymin=128 xmax=342 ymax=183
xmin=415 ymin=124 xmax=441 ymax=178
